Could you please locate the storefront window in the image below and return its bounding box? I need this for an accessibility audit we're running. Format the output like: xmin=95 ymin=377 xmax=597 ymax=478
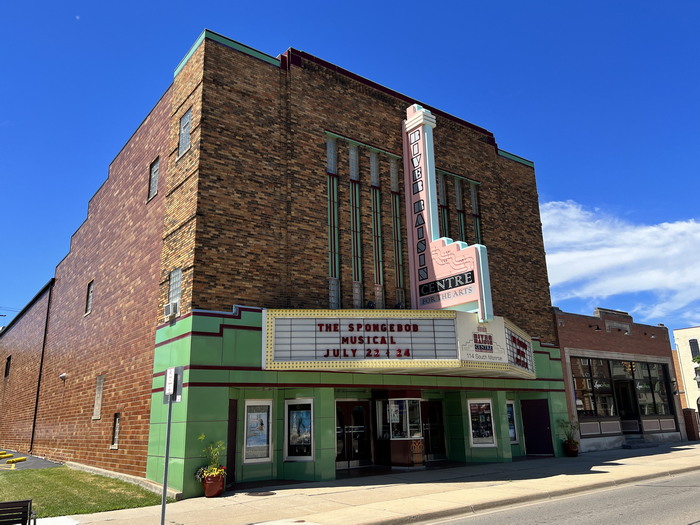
xmin=593 ymin=378 xmax=615 ymax=416
xmin=244 ymin=400 xmax=272 ymax=463
xmin=570 ymin=357 xmax=590 ymax=377
xmin=571 ymin=358 xmax=596 ymax=417
xmin=654 ymin=377 xmax=672 ymax=415
xmin=638 ymin=363 xmax=673 ymax=416
xmin=635 ymin=379 xmax=656 ymax=415
xmin=285 ymin=399 xmax=313 ymax=460
xmin=611 ymin=360 xmax=636 ymax=379
xmin=590 ymin=359 xmax=611 ymax=378
xmin=387 ymin=399 xmax=422 ymax=439
xmin=572 ymin=358 xmax=674 ymax=419
xmin=468 ymin=399 xmax=495 ymax=447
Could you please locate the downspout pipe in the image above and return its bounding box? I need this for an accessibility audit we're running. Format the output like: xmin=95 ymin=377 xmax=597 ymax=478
xmin=29 ymin=278 xmax=55 ymax=454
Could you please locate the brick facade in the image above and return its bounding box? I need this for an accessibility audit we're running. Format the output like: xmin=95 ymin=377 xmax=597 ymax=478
xmin=169 ymin=38 xmax=555 ymax=343
xmin=554 ymin=307 xmax=684 ymax=449
xmin=2 ymin=31 xmax=559 ymax=482
xmin=0 ymin=89 xmax=172 ymax=476
xmin=0 ymin=283 xmax=51 ymax=452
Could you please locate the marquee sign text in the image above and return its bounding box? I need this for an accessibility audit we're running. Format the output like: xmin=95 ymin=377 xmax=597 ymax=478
xmin=268 ymin=314 xmax=458 ymax=364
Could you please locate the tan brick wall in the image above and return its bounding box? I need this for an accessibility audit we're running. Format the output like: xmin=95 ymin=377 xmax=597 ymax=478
xmin=160 ymin=42 xmax=204 ymax=319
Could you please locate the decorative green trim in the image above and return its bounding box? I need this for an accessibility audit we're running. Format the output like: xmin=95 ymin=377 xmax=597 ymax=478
xmin=325 ymin=132 xmax=402 ymax=160
xmin=350 ymin=181 xmax=363 ymax=282
xmin=174 ymin=29 xmax=280 ymax=78
xmin=391 ymin=193 xmax=405 ymax=290
xmin=497 ymin=149 xmax=535 ymax=168
xmin=371 ymin=187 xmax=383 ymax=285
xmin=327 ymin=175 xmax=339 ymax=278
xmin=436 ymin=168 xmax=480 ymax=185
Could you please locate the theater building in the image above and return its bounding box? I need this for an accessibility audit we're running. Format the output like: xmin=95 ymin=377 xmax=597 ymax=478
xmin=554 ymin=307 xmax=684 ymax=451
xmin=0 ymin=30 xmax=567 ymax=498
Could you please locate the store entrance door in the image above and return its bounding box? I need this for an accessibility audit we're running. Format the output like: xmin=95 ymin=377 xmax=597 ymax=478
xmin=614 ymin=380 xmax=641 ymax=432
xmin=520 ymin=399 xmax=554 ymax=456
xmin=336 ymin=401 xmax=373 ymax=469
xmin=421 ymin=401 xmax=446 ymax=461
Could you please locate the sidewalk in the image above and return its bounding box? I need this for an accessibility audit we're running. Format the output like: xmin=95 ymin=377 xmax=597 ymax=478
xmin=39 ymin=442 xmax=700 ymax=525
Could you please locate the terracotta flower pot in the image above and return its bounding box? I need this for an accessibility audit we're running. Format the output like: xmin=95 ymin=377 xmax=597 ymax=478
xmin=563 ymin=441 xmax=579 ymax=457
xmin=202 ymin=474 xmax=225 ymax=497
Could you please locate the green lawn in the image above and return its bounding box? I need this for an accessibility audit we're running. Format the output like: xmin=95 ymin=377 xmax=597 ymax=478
xmin=0 ymin=466 xmax=167 ymax=518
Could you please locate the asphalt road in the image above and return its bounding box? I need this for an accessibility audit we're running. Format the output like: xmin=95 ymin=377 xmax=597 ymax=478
xmin=0 ymin=450 xmax=61 ymax=472
xmin=431 ymin=469 xmax=700 ymax=525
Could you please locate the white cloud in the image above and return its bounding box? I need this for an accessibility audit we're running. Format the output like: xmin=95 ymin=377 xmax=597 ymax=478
xmin=541 ymin=200 xmax=700 ymax=326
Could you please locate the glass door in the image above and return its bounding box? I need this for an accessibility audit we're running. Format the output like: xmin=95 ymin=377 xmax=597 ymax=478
xmin=336 ymin=401 xmax=373 ymax=469
xmin=421 ymin=401 xmax=446 ymax=460
xmin=614 ymin=380 xmax=640 ymax=432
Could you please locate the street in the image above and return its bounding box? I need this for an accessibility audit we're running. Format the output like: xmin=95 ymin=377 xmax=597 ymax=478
xmin=431 ymin=469 xmax=700 ymax=525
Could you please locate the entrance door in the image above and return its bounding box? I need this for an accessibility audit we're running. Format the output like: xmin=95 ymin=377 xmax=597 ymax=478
xmin=614 ymin=380 xmax=640 ymax=432
xmin=520 ymin=399 xmax=554 ymax=455
xmin=336 ymin=401 xmax=373 ymax=469
xmin=421 ymin=401 xmax=446 ymax=461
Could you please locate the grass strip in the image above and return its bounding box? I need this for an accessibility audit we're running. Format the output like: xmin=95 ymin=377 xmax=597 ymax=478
xmin=0 ymin=466 xmax=165 ymax=518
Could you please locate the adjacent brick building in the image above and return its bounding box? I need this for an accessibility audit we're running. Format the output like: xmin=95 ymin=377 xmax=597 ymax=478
xmin=554 ymin=307 xmax=684 ymax=451
xmin=1 ymin=30 xmax=567 ymax=497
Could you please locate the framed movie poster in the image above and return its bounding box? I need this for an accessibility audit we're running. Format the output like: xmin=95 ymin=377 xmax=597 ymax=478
xmin=285 ymin=399 xmax=313 ymax=460
xmin=506 ymin=401 xmax=518 ymax=444
xmin=468 ymin=399 xmax=495 ymax=447
xmin=244 ymin=400 xmax=272 ymax=463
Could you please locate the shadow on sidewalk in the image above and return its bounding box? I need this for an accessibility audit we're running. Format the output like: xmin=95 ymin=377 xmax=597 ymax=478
xmin=233 ymin=442 xmax=699 ymax=495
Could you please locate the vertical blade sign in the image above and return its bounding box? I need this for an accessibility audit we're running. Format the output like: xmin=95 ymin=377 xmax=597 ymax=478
xmin=402 ymin=104 xmax=493 ymax=321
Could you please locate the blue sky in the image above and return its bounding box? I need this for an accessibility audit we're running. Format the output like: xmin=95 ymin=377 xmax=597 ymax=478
xmin=1 ymin=1 xmax=699 ymax=342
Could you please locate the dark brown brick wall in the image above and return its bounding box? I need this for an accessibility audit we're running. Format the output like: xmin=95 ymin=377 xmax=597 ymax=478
xmin=0 ymin=286 xmax=51 ymax=452
xmin=24 ymin=88 xmax=172 ymax=476
xmin=181 ymin=39 xmax=555 ymax=343
xmin=486 ymin=155 xmax=555 ymax=342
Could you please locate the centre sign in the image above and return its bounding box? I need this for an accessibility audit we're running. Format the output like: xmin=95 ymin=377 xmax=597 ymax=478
xmin=402 ymin=104 xmax=493 ymax=321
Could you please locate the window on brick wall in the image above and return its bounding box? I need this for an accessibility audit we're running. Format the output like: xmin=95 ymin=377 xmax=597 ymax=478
xmin=437 ymin=173 xmax=449 ymax=238
xmin=470 ymin=183 xmax=483 ymax=244
xmin=85 ymin=280 xmax=94 ymax=315
xmin=3 ymin=355 xmax=10 ymax=379
xmin=169 ymin=268 xmax=182 ymax=304
xmin=690 ymin=339 xmax=699 ymax=360
xmin=147 ymin=157 xmax=159 ymax=201
xmin=178 ymin=108 xmax=192 ymax=157
xmin=110 ymin=413 xmax=121 ymax=449
xmin=92 ymin=374 xmax=105 ymax=420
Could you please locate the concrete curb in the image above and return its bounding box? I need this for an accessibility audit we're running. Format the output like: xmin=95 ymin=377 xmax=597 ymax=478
xmin=371 ymin=463 xmax=700 ymax=525
xmin=64 ymin=461 xmax=182 ymax=500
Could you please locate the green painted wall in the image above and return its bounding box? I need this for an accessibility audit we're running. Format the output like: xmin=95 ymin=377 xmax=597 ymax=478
xmin=146 ymin=311 xmax=567 ymax=497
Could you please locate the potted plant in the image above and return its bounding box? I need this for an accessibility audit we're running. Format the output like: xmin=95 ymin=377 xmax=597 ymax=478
xmin=559 ymin=419 xmax=580 ymax=457
xmin=194 ymin=433 xmax=226 ymax=497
